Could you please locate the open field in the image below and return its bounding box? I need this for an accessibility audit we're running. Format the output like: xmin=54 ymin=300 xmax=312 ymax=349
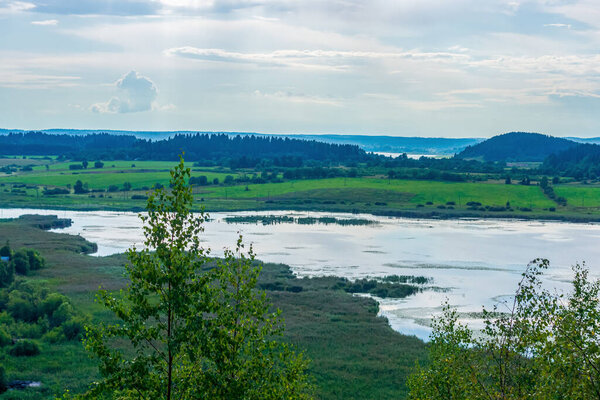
xmin=0 ymin=216 xmax=426 ymax=399
xmin=0 ymin=160 xmax=600 ymax=221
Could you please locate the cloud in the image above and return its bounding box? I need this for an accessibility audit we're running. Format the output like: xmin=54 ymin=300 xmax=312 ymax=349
xmin=29 ymin=0 xmax=159 ymax=15
xmin=0 ymin=69 xmax=80 ymax=89
xmin=253 ymin=90 xmax=341 ymax=106
xmin=91 ymin=71 xmax=158 ymax=113
xmin=0 ymin=1 xmax=34 ymax=14
xmin=544 ymin=23 xmax=571 ymax=29
xmin=164 ymin=46 xmax=470 ymax=71
xmin=31 ymin=19 xmax=57 ymax=25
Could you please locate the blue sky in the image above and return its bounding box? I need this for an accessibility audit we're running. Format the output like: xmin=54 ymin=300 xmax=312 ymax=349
xmin=1 ymin=0 xmax=599 ymax=137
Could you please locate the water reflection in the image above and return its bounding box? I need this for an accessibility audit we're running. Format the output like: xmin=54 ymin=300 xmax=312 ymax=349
xmin=2 ymin=208 xmax=599 ymax=341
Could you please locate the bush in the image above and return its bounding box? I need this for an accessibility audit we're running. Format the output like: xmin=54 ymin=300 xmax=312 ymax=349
xmin=11 ymin=321 xmax=44 ymax=339
xmin=131 ymin=195 xmax=148 ymax=200
xmin=42 ymin=327 xmax=66 ymax=343
xmin=10 ymin=251 xmax=30 ymax=275
xmin=9 ymin=340 xmax=40 ymax=356
xmin=0 ymin=327 xmax=11 ymax=347
xmin=0 ymin=366 xmax=6 ymax=394
xmin=42 ymin=293 xmax=68 ymax=316
xmin=43 ymin=187 xmax=70 ymax=195
xmin=50 ymin=302 xmax=74 ymax=327
xmin=94 ymin=160 xmax=104 ymax=168
xmin=0 ymin=261 xmax=14 ymax=288
xmin=25 ymin=249 xmax=44 ymax=271
xmin=107 ymin=185 xmax=119 ymax=192
xmin=7 ymin=295 xmax=39 ymax=323
xmin=62 ymin=317 xmax=86 ymax=340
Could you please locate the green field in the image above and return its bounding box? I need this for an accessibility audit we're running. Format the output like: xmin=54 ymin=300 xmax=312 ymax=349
xmin=1 ymin=160 xmax=600 ymax=221
xmin=0 ymin=216 xmax=426 ymax=399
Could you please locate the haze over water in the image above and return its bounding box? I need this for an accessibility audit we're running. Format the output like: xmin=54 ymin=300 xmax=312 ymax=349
xmin=3 ymin=208 xmax=598 ymax=340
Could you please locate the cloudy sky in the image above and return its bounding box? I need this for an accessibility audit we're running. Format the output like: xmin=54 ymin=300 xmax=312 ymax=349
xmin=1 ymin=0 xmax=599 ymax=137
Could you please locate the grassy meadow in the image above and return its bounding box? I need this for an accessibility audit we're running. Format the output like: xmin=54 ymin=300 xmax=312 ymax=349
xmin=0 ymin=158 xmax=599 ymax=221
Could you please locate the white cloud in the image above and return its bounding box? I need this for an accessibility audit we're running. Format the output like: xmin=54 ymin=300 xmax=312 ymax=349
xmin=544 ymin=23 xmax=571 ymax=29
xmin=164 ymin=46 xmax=470 ymax=71
xmin=91 ymin=71 xmax=158 ymax=113
xmin=0 ymin=1 xmax=34 ymax=14
xmin=253 ymin=89 xmax=341 ymax=106
xmin=31 ymin=19 xmax=58 ymax=25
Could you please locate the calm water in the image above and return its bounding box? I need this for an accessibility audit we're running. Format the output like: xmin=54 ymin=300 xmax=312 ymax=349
xmin=3 ymin=208 xmax=599 ymax=340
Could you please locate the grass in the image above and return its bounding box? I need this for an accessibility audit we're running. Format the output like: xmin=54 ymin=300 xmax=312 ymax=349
xmin=1 ymin=161 xmax=600 ymax=221
xmin=0 ymin=216 xmax=427 ymax=399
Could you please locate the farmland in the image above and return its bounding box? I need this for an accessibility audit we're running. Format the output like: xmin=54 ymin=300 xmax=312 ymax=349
xmin=0 ymin=157 xmax=599 ymax=221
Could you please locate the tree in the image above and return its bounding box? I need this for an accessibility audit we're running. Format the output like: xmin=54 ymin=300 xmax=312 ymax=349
xmin=122 ymin=182 xmax=132 ymax=191
xmin=81 ymin=157 xmax=311 ymax=399
xmin=82 ymin=160 xmax=89 ymax=169
xmin=505 ymin=175 xmax=511 ymax=184
xmin=74 ymin=180 xmax=87 ymax=194
xmin=0 ymin=260 xmax=14 ymax=288
xmin=540 ymin=175 xmax=548 ymax=188
xmin=94 ymin=160 xmax=104 ymax=169
xmin=408 ymin=259 xmax=600 ymax=400
xmin=0 ymin=242 xmax=11 ymax=258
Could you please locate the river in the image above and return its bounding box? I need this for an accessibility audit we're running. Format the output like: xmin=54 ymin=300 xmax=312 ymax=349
xmin=2 ymin=208 xmax=599 ymax=341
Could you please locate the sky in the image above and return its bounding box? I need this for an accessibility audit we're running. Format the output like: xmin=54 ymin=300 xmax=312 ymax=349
xmin=0 ymin=0 xmax=599 ymax=137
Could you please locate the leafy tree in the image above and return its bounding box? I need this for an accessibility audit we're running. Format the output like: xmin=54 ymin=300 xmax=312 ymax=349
xmin=0 ymin=242 xmax=11 ymax=258
xmin=408 ymin=259 xmax=600 ymax=400
xmin=94 ymin=160 xmax=104 ymax=169
xmin=81 ymin=157 xmax=311 ymax=399
xmin=505 ymin=175 xmax=511 ymax=184
xmin=540 ymin=175 xmax=548 ymax=188
xmin=122 ymin=181 xmax=132 ymax=191
xmin=10 ymin=250 xmax=29 ymax=275
xmin=0 ymin=262 xmax=14 ymax=288
xmin=74 ymin=180 xmax=87 ymax=194
xmin=82 ymin=160 xmax=89 ymax=169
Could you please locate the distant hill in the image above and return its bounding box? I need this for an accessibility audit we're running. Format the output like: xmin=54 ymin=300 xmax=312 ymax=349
xmin=0 ymin=129 xmax=481 ymax=156
xmin=542 ymin=143 xmax=600 ymax=179
xmin=455 ymin=132 xmax=576 ymax=162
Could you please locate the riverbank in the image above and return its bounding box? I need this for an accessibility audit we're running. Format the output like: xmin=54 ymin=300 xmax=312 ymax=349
xmin=0 ymin=197 xmax=599 ymax=223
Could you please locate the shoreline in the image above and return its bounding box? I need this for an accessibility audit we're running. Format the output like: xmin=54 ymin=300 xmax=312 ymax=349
xmin=1 ymin=201 xmax=599 ymax=224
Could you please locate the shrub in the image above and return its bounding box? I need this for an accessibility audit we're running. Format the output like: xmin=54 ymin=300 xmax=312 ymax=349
xmin=94 ymin=161 xmax=104 ymax=168
xmin=0 ymin=366 xmax=6 ymax=394
xmin=42 ymin=327 xmax=66 ymax=343
xmin=50 ymin=302 xmax=74 ymax=327
xmin=9 ymin=340 xmax=40 ymax=356
xmin=62 ymin=317 xmax=86 ymax=340
xmin=43 ymin=187 xmax=70 ymax=195
xmin=0 ymin=327 xmax=11 ymax=347
xmin=131 ymin=195 xmax=148 ymax=200
xmin=0 ymin=261 xmax=14 ymax=288
xmin=42 ymin=293 xmax=68 ymax=316
xmin=7 ymin=296 xmax=39 ymax=322
xmin=107 ymin=185 xmax=119 ymax=192
xmin=11 ymin=321 xmax=43 ymax=339
xmin=25 ymin=249 xmax=44 ymax=271
xmin=10 ymin=251 xmax=30 ymax=275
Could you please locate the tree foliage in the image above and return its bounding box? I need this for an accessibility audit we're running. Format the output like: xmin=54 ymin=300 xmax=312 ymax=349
xmin=408 ymin=259 xmax=600 ymax=400
xmin=80 ymin=157 xmax=311 ymax=399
